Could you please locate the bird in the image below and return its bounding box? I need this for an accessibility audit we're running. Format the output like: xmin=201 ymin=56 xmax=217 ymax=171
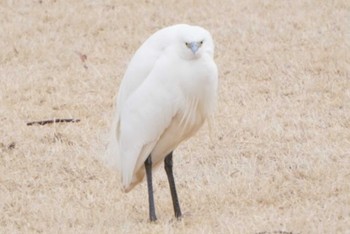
xmin=105 ymin=24 xmax=218 ymax=222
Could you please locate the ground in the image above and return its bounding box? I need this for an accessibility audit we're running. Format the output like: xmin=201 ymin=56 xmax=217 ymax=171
xmin=0 ymin=0 xmax=349 ymax=233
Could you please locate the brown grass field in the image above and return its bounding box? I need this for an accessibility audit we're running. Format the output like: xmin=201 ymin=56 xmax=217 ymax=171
xmin=1 ymin=0 xmax=349 ymax=233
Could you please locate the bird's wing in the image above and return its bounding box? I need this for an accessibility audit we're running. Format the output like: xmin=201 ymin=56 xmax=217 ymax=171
xmin=104 ymin=25 xmax=185 ymax=171
xmin=105 ymin=25 xmax=182 ymax=170
xmin=104 ymin=46 xmax=161 ymax=171
xmin=118 ymin=54 xmax=182 ymax=191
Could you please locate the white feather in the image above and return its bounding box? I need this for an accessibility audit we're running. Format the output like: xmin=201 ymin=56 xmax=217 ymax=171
xmin=105 ymin=24 xmax=218 ymax=192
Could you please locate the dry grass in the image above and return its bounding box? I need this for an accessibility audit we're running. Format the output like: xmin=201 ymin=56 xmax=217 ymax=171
xmin=1 ymin=0 xmax=349 ymax=233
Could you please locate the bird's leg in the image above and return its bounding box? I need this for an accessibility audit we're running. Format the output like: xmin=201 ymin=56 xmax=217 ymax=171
xmin=164 ymin=151 xmax=182 ymax=219
xmin=145 ymin=155 xmax=157 ymax=222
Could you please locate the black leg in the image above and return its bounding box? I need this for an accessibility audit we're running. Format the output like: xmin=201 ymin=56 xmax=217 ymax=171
xmin=145 ymin=155 xmax=157 ymax=221
xmin=164 ymin=151 xmax=182 ymax=219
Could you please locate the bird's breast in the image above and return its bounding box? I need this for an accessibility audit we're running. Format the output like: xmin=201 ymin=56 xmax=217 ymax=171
xmin=150 ymin=96 xmax=206 ymax=163
xmin=150 ymin=55 xmax=217 ymax=162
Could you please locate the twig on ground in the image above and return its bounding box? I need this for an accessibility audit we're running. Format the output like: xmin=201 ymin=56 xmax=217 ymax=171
xmin=27 ymin=118 xmax=81 ymax=126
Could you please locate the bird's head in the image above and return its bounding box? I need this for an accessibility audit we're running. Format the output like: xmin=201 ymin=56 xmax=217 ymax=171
xmin=175 ymin=25 xmax=215 ymax=60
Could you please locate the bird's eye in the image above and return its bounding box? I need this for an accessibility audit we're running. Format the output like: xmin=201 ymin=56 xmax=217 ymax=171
xmin=185 ymin=42 xmax=190 ymax=47
xmin=200 ymin=40 xmax=204 ymax=45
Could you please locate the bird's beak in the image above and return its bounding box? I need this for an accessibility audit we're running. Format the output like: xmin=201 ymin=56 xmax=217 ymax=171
xmin=187 ymin=41 xmax=201 ymax=54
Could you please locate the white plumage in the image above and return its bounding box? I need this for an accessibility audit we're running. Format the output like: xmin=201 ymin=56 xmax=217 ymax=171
xmin=106 ymin=24 xmax=218 ymax=195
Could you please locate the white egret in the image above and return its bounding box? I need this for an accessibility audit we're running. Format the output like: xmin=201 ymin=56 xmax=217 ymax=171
xmin=106 ymin=24 xmax=218 ymax=221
